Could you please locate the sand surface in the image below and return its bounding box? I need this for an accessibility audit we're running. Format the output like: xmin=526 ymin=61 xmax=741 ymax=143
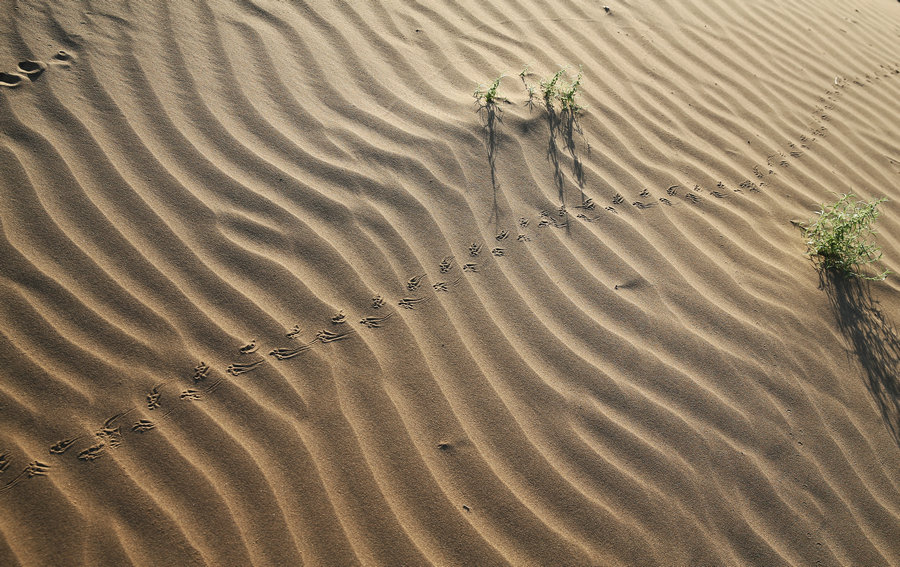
xmin=1 ymin=0 xmax=899 ymax=565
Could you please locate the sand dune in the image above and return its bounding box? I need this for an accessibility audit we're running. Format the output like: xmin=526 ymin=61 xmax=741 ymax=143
xmin=1 ymin=0 xmax=899 ymax=565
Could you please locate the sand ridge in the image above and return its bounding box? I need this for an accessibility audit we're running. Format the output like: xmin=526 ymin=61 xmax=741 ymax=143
xmin=1 ymin=0 xmax=900 ymax=565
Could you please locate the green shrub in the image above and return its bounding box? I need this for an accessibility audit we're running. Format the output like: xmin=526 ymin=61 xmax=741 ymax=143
xmin=802 ymin=193 xmax=890 ymax=280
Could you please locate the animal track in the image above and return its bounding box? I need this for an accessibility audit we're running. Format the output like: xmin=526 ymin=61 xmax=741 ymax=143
xmin=331 ymin=310 xmax=347 ymax=324
xmin=659 ymin=198 xmax=673 ymax=206
xmin=685 ymin=193 xmax=701 ymax=204
xmin=612 ymin=193 xmax=624 ymax=205
xmin=518 ymin=217 xmax=530 ymax=228
xmin=372 ymin=295 xmax=386 ymax=309
xmin=469 ymin=243 xmax=482 ymax=256
xmin=407 ymin=275 xmax=426 ymax=291
xmin=639 ymin=188 xmax=651 ymax=198
xmin=496 ymin=230 xmax=510 ymax=241
xmin=317 ymin=329 xmax=354 ymax=342
xmin=462 ymin=263 xmax=478 ymax=272
xmin=398 ymin=297 xmax=429 ymax=309
xmin=0 ymin=72 xmax=24 ymax=88
xmin=516 ymin=234 xmax=531 ymax=242
xmin=439 ymin=256 xmax=454 ymax=273
xmin=286 ymin=325 xmax=303 ymax=339
xmin=26 ymin=460 xmax=50 ymax=477
xmin=667 ymin=185 xmax=679 ymax=196
xmin=131 ymin=420 xmax=156 ymax=433
xmin=180 ymin=389 xmax=202 ymax=401
xmin=632 ymin=201 xmax=656 ymax=209
xmin=359 ymin=313 xmax=394 ymax=328
xmin=147 ymin=384 xmax=163 ymax=410
xmin=270 ymin=340 xmax=316 ymax=360
xmin=193 ymin=362 xmax=210 ymax=381
xmin=17 ymin=60 xmax=45 ymax=80
xmin=0 ymin=453 xmax=9 ymax=473
xmin=239 ymin=340 xmax=258 ymax=354
xmin=575 ymin=198 xmax=595 ymax=210
xmin=226 ymin=359 xmax=265 ymax=375
xmin=50 ymin=438 xmax=80 ymax=455
xmin=78 ymin=444 xmax=106 ymax=461
xmin=491 ymin=248 xmax=505 ymax=257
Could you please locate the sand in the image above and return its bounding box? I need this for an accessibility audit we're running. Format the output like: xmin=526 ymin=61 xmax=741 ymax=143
xmin=1 ymin=0 xmax=899 ymax=565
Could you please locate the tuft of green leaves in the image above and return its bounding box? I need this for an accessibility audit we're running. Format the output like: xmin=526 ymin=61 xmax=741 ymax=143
xmin=802 ymin=193 xmax=890 ymax=280
xmin=474 ymin=75 xmax=506 ymax=106
xmin=558 ymin=69 xmax=583 ymax=112
xmin=539 ymin=68 xmax=567 ymax=109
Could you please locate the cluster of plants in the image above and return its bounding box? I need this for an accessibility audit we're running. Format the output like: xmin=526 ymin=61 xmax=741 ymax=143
xmin=801 ymin=193 xmax=890 ymax=280
xmin=474 ymin=65 xmax=584 ymax=113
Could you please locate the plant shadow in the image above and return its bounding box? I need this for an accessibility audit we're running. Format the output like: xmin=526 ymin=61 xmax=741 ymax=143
xmin=479 ymin=101 xmax=502 ymax=230
xmin=821 ymin=269 xmax=900 ymax=446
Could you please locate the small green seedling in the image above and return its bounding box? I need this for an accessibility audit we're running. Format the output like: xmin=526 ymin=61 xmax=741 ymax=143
xmin=474 ymin=75 xmax=506 ymax=106
xmin=802 ymin=193 xmax=890 ymax=280
xmin=558 ymin=69 xmax=583 ymax=112
xmin=519 ymin=65 xmax=531 ymax=80
xmin=539 ymin=68 xmax=567 ymax=109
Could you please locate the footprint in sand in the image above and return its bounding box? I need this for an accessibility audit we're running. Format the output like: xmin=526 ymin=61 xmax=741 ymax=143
xmin=491 ymin=248 xmax=505 ymax=257
xmin=51 ymin=50 xmax=73 ymax=64
xmin=739 ymin=180 xmax=761 ymax=193
xmin=286 ymin=324 xmax=303 ymax=339
xmin=147 ymin=384 xmax=163 ymax=410
xmin=517 ymin=234 xmax=531 ymax=242
xmin=17 ymin=60 xmax=45 ymax=81
xmin=469 ymin=243 xmax=482 ymax=256
xmin=331 ymin=310 xmax=347 ymax=324
xmin=0 ymin=453 xmax=9 ymax=473
xmin=667 ymin=185 xmax=680 ymax=196
xmin=131 ymin=419 xmax=156 ymax=433
xmin=612 ymin=193 xmax=625 ymax=205
xmin=575 ymin=198 xmax=595 ymax=210
xmin=407 ymin=275 xmax=426 ymax=291
xmin=685 ymin=193 xmax=701 ymax=204
xmin=270 ymin=339 xmax=316 ymax=360
xmin=316 ymin=329 xmax=354 ymax=342
xmin=193 ymin=361 xmax=210 ymax=382
xmin=496 ymin=230 xmax=510 ymax=241
xmin=180 ymin=389 xmax=202 ymax=401
xmin=632 ymin=201 xmax=656 ymax=209
xmin=398 ymin=297 xmax=429 ymax=310
xmin=372 ymin=295 xmax=386 ymax=309
xmin=49 ymin=438 xmax=80 ymax=455
xmin=462 ymin=263 xmax=478 ymax=273
xmin=518 ymin=217 xmax=530 ymax=228
xmin=639 ymin=188 xmax=651 ymax=198
xmin=239 ymin=340 xmax=258 ymax=354
xmin=658 ymin=198 xmax=673 ymax=206
xmin=605 ymin=206 xmax=618 ymax=214
xmin=0 ymin=72 xmax=25 ymax=88
xmin=439 ymin=256 xmax=454 ymax=273
xmin=78 ymin=444 xmax=106 ymax=462
xmin=359 ymin=313 xmax=394 ymax=329
xmin=433 ymin=276 xmax=461 ymax=292
xmin=226 ymin=359 xmax=265 ymax=375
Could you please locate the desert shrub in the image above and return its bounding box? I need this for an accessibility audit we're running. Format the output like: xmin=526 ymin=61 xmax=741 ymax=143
xmin=802 ymin=193 xmax=890 ymax=280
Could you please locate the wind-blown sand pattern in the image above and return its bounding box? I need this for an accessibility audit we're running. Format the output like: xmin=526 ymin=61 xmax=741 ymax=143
xmin=1 ymin=0 xmax=899 ymax=565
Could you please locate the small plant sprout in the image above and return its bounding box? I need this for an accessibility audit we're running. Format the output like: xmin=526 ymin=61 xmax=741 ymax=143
xmin=474 ymin=75 xmax=506 ymax=106
xmin=519 ymin=64 xmax=531 ymax=80
xmin=801 ymin=193 xmax=890 ymax=280
xmin=558 ymin=68 xmax=583 ymax=113
xmin=539 ymin=68 xmax=567 ymax=109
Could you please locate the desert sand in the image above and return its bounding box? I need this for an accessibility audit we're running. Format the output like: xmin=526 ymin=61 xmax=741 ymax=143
xmin=1 ymin=0 xmax=899 ymax=565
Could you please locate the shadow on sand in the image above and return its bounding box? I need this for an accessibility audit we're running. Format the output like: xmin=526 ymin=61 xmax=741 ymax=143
xmin=821 ymin=269 xmax=900 ymax=446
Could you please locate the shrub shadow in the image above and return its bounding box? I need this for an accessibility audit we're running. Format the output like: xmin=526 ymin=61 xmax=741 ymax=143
xmin=822 ymin=269 xmax=900 ymax=446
